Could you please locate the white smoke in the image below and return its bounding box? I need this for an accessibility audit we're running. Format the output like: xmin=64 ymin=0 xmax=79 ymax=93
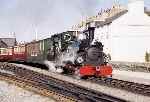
xmin=57 ymin=46 xmax=78 ymax=66
xmin=78 ymin=33 xmax=86 ymax=40
xmin=43 ymin=46 xmax=78 ymax=73
xmin=44 ymin=60 xmax=63 ymax=73
xmin=43 ymin=47 xmax=77 ymax=73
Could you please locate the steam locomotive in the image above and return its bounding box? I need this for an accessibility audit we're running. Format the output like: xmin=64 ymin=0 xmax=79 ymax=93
xmin=0 ymin=27 xmax=112 ymax=78
xmin=61 ymin=27 xmax=112 ymax=78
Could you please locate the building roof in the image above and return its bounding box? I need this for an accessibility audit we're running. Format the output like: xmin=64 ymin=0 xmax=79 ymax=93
xmin=0 ymin=38 xmax=17 ymax=48
xmin=73 ymin=5 xmax=150 ymax=30
xmin=95 ymin=10 xmax=128 ymax=27
xmin=0 ymin=40 xmax=7 ymax=48
xmin=95 ymin=9 xmax=150 ymax=28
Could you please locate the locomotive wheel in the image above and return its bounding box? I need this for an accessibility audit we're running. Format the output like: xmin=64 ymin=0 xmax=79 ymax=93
xmin=74 ymin=69 xmax=82 ymax=79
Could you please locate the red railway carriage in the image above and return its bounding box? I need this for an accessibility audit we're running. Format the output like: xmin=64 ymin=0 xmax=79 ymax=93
xmin=13 ymin=44 xmax=26 ymax=61
xmin=0 ymin=47 xmax=13 ymax=61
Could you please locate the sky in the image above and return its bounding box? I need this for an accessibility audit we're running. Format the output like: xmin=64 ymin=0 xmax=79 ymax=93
xmin=0 ymin=0 xmax=150 ymax=42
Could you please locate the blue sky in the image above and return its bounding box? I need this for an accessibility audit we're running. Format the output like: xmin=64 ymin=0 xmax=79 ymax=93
xmin=0 ymin=0 xmax=150 ymax=42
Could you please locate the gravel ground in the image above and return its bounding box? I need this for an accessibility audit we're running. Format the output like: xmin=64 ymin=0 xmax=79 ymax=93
xmin=0 ymin=80 xmax=56 ymax=102
xmin=113 ymin=69 xmax=150 ymax=85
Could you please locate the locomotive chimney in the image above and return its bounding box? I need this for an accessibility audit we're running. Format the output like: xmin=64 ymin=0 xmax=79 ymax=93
xmin=83 ymin=27 xmax=95 ymax=44
xmin=88 ymin=27 xmax=95 ymax=43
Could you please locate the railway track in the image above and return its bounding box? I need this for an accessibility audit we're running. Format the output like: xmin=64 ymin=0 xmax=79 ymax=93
xmin=3 ymin=62 xmax=150 ymax=97
xmin=86 ymin=76 xmax=150 ymax=97
xmin=0 ymin=62 xmax=126 ymax=102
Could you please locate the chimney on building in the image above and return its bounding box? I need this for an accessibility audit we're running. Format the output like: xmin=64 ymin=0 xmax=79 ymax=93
xmin=128 ymin=0 xmax=144 ymax=16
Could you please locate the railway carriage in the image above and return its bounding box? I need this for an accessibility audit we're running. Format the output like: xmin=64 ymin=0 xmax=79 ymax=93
xmin=26 ymin=40 xmax=44 ymax=63
xmin=25 ymin=31 xmax=76 ymax=64
xmin=43 ymin=37 xmax=53 ymax=61
xmin=13 ymin=44 xmax=26 ymax=61
xmin=0 ymin=47 xmax=13 ymax=61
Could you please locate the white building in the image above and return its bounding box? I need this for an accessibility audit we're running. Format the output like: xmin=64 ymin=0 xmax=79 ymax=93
xmin=93 ymin=0 xmax=150 ymax=62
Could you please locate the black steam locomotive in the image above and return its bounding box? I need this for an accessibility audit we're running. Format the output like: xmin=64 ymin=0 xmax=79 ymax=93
xmin=58 ymin=27 xmax=112 ymax=78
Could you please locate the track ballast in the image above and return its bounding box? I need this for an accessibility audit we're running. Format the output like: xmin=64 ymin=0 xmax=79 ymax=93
xmin=86 ymin=77 xmax=150 ymax=97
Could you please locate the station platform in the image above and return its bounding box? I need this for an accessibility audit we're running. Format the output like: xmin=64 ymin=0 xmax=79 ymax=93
xmin=113 ymin=70 xmax=150 ymax=85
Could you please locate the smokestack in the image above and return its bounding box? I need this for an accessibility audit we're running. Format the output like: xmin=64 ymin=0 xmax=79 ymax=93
xmin=128 ymin=0 xmax=144 ymax=16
